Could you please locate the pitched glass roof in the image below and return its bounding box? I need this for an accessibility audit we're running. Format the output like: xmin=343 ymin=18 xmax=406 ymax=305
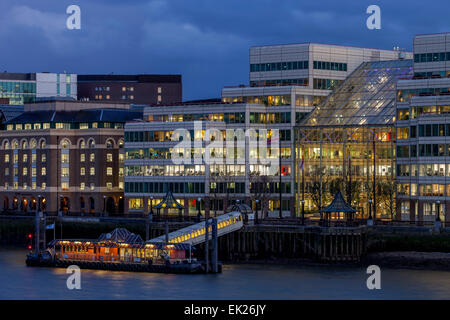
xmin=299 ymin=59 xmax=413 ymax=127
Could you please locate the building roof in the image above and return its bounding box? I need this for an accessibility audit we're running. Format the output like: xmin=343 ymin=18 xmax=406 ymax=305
xmin=321 ymin=191 xmax=356 ymax=213
xmin=298 ymin=59 xmax=413 ymax=127
xmin=5 ymin=108 xmax=142 ymax=124
xmin=0 ymin=105 xmax=24 ymax=123
xmin=78 ymin=74 xmax=181 ymax=83
xmin=98 ymin=228 xmax=143 ymax=244
xmin=154 ymin=191 xmax=184 ymax=210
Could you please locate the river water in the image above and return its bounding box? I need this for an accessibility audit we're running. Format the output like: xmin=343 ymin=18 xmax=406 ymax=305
xmin=1 ymin=248 xmax=449 ymax=299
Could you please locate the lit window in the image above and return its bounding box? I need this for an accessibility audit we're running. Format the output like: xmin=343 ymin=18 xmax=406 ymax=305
xmin=106 ymin=182 xmax=113 ymax=190
xmin=90 ymin=167 xmax=95 ymax=175
xmin=90 ymin=153 xmax=95 ymax=161
xmin=107 ymin=167 xmax=113 ymax=176
xmin=5 ymin=154 xmax=9 ymax=163
xmin=61 ymin=182 xmax=69 ymax=190
xmin=41 ymin=154 xmax=46 ymax=162
xmin=80 ymin=183 xmax=85 ymax=190
xmin=41 ymin=167 xmax=46 ymax=176
xmin=61 ymin=167 xmax=69 ymax=177
xmin=23 ymin=154 xmax=27 ymax=162
xmin=80 ymin=167 xmax=85 ymax=175
xmin=41 ymin=182 xmax=46 ymax=190
xmin=90 ymin=183 xmax=95 ymax=190
xmin=80 ymin=154 xmax=85 ymax=162
xmin=106 ymin=153 xmax=113 ymax=162
xmin=23 ymin=168 xmax=27 ymax=176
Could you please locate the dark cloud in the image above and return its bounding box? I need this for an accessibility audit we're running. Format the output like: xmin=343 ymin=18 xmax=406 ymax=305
xmin=0 ymin=0 xmax=448 ymax=100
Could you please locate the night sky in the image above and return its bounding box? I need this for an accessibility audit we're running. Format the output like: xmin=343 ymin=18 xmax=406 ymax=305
xmin=0 ymin=0 xmax=448 ymax=100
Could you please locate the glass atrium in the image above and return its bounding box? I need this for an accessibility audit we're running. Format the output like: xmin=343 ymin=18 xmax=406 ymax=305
xmin=294 ymin=60 xmax=413 ymax=220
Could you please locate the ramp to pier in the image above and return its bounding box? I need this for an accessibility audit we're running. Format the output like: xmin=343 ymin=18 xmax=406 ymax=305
xmin=149 ymin=212 xmax=243 ymax=246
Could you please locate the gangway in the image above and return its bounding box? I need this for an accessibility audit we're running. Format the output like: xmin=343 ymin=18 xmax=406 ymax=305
xmin=149 ymin=212 xmax=244 ymax=246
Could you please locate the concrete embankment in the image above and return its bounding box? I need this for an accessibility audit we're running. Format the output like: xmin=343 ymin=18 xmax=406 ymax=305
xmin=2 ymin=216 xmax=450 ymax=270
xmin=364 ymin=252 xmax=450 ymax=270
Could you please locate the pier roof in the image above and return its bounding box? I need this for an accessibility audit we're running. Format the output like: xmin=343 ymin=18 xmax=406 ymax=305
xmin=321 ymin=191 xmax=356 ymax=213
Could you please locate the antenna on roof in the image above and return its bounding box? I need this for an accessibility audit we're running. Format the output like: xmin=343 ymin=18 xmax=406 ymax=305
xmin=393 ymin=46 xmax=407 ymax=59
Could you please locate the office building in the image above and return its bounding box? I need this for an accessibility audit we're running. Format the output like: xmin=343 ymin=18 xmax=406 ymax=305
xmin=396 ymin=32 xmax=450 ymax=224
xmin=77 ymin=74 xmax=182 ymax=105
xmin=0 ymin=72 xmax=77 ymax=105
xmin=124 ymin=102 xmax=293 ymax=217
xmin=0 ymin=99 xmax=142 ymax=215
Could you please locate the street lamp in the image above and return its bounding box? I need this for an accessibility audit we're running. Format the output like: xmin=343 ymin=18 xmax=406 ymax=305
xmin=103 ymin=195 xmax=106 ymax=216
xmin=301 ymin=199 xmax=305 ymax=225
xmin=197 ymin=197 xmax=202 ymax=222
xmin=436 ymin=200 xmax=441 ymax=222
xmin=255 ymin=199 xmax=259 ymax=225
xmin=59 ymin=195 xmax=63 ymax=217
xmin=367 ymin=199 xmax=373 ymax=226
xmin=150 ymin=196 xmax=154 ymax=215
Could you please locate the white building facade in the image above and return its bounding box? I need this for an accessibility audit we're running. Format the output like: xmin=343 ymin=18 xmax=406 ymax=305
xmin=396 ymin=33 xmax=450 ymax=225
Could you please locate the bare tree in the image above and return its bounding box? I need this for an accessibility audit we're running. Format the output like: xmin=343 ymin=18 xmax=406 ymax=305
xmin=378 ymin=180 xmax=396 ymax=220
xmin=250 ymin=174 xmax=271 ymax=222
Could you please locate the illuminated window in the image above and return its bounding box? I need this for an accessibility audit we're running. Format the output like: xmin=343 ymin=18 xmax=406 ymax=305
xmin=80 ymin=167 xmax=85 ymax=175
xmin=41 ymin=154 xmax=46 ymax=162
xmin=61 ymin=182 xmax=69 ymax=190
xmin=41 ymin=167 xmax=46 ymax=176
xmin=23 ymin=167 xmax=27 ymax=176
xmin=90 ymin=153 xmax=95 ymax=161
xmin=90 ymin=167 xmax=95 ymax=175
xmin=107 ymin=167 xmax=113 ymax=176
xmin=80 ymin=154 xmax=85 ymax=162
xmin=107 ymin=153 xmax=113 ymax=162
xmin=5 ymin=154 xmax=9 ymax=163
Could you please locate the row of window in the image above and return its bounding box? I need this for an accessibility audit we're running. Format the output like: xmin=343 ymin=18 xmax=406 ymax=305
xmin=313 ymin=61 xmax=347 ymax=71
xmin=249 ymin=79 xmax=308 ymax=87
xmin=250 ymin=61 xmax=309 ymax=72
xmin=249 ymin=112 xmax=292 ymax=124
xmin=397 ymin=163 xmax=450 ymax=177
xmin=0 ymin=81 xmax=36 ymax=94
xmin=125 ymin=147 xmax=292 ymax=160
xmin=5 ymin=122 xmax=124 ymax=131
xmin=414 ymin=71 xmax=450 ymax=79
xmin=313 ymin=78 xmax=343 ymax=90
xmin=147 ymin=113 xmax=246 ymax=124
xmin=398 ymin=183 xmax=450 ymax=197
xmin=414 ymin=52 xmax=450 ymax=63
xmin=397 ymin=144 xmax=450 ymax=157
xmin=3 ymin=182 xmax=120 ymax=191
xmin=125 ymin=182 xmax=205 ymax=194
xmin=397 ymin=88 xmax=450 ymax=102
xmin=397 ymin=105 xmax=450 ymax=120
xmin=5 ymin=166 xmax=118 ymax=177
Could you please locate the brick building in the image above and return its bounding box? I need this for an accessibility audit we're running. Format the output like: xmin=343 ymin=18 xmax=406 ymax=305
xmin=0 ymin=99 xmax=142 ymax=215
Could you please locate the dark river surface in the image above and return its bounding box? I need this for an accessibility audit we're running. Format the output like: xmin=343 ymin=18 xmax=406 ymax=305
xmin=1 ymin=248 xmax=449 ymax=299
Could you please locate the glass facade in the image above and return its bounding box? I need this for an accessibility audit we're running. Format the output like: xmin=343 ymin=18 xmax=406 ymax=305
xmin=295 ymin=59 xmax=413 ymax=219
xmin=0 ymin=81 xmax=36 ymax=105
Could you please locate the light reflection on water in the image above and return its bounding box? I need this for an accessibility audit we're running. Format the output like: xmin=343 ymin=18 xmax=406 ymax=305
xmin=1 ymin=248 xmax=449 ymax=300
